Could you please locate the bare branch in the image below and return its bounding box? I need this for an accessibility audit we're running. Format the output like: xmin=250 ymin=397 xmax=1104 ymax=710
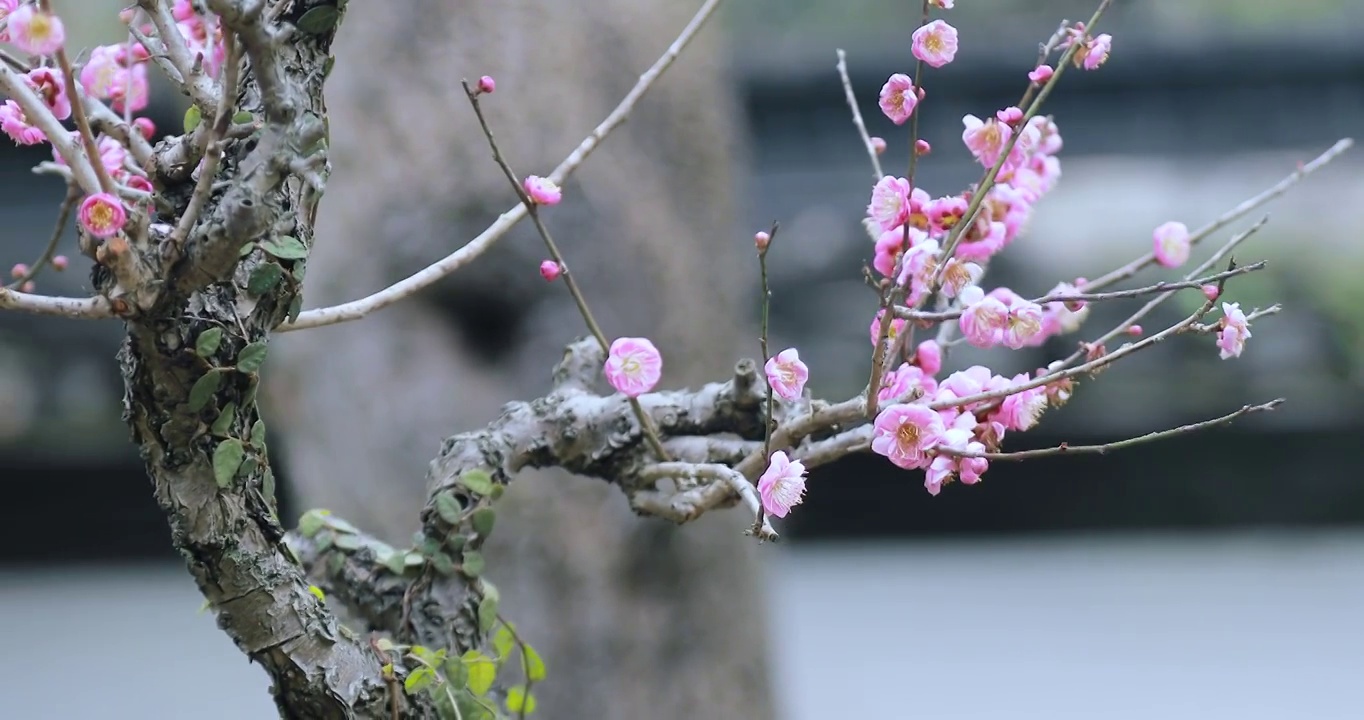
xmin=835 ymin=49 xmax=883 ymax=181
xmin=0 ymin=286 xmax=114 ymax=319
xmin=1084 ymin=138 xmax=1354 ymax=291
xmin=283 ymin=0 xmax=726 ymax=332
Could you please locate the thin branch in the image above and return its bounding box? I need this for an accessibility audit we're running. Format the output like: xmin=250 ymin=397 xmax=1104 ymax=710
xmin=894 ymin=261 xmax=1267 ymax=323
xmin=460 ymin=79 xmax=671 ymax=462
xmin=0 ymin=287 xmax=114 ymax=318
xmin=941 ymin=399 xmax=1284 ymax=460
xmin=1057 ymin=215 xmax=1268 ymax=370
xmin=7 ymin=187 xmax=78 ymax=289
xmin=283 ymin=0 xmax=726 ymax=332
xmin=41 ymin=0 xmax=117 ymax=194
xmin=835 ymin=49 xmax=883 ymax=181
xmin=171 ymin=33 xmax=241 ymax=247
xmin=1084 ymin=138 xmax=1354 ymax=291
xmin=0 ymin=64 xmax=100 ymax=191
xmin=135 ymin=0 xmax=219 ymax=113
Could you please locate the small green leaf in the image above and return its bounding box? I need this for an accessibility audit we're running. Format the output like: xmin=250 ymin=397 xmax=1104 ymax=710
xmin=461 ymin=550 xmax=485 ymax=577
xmin=210 ymin=402 xmax=236 ymax=436
xmin=462 ymin=651 xmax=497 ymax=695
xmin=296 ymin=5 xmax=340 ymax=34
xmin=505 ymin=685 xmax=538 ymax=715
xmin=238 ymin=242 xmax=257 ymax=258
xmin=260 ymin=235 xmax=309 ymax=260
xmin=378 ymin=547 xmax=406 ymax=575
xmin=333 ymin=533 xmax=361 ymax=551
xmin=429 ymin=551 xmax=456 ymax=576
xmin=250 ymin=419 xmax=267 ymax=447
xmin=376 ymin=637 xmax=396 ymax=653
xmin=314 ymin=531 xmax=334 ymax=551
xmin=490 ymin=484 xmax=505 ymax=500
xmin=403 ymin=666 xmax=436 ymax=695
xmin=236 ymin=342 xmax=269 ymax=374
xmin=239 ymin=456 xmax=259 ymax=478
xmin=212 ymin=439 xmax=245 ymax=489
xmin=183 ymin=105 xmax=202 ymax=133
xmin=188 ymin=370 xmax=223 ymax=412
xmin=434 ymin=491 xmax=463 ymax=525
xmin=242 ymin=377 xmax=260 ymax=406
xmin=471 ymin=508 xmax=496 ymax=538
xmin=524 ymin=644 xmax=546 ymax=682
xmin=493 ymin=624 xmax=515 ymax=661
xmin=458 ymin=469 xmax=495 ymax=496
xmin=195 ymin=327 xmax=223 ymax=357
xmin=477 ymin=594 xmax=499 ymax=634
xmin=308 ymin=585 xmax=326 ymax=602
xmin=411 ymin=645 xmax=443 ymax=666
xmin=444 ymin=534 xmax=466 ymax=554
xmin=288 ymin=295 xmax=303 ymax=324
xmin=403 ymin=551 xmax=426 ymax=568
xmin=324 ymin=515 xmax=358 ymax=534
xmin=291 ymin=261 xmax=307 ymax=283
xmin=262 ymin=467 xmax=277 ymax=508
xmin=442 ymin=656 xmax=468 ymax=690
xmin=247 ymin=262 xmax=284 ymax=295
xmin=298 ymin=509 xmax=328 ymax=538
xmin=231 ymin=110 xmax=254 ymax=124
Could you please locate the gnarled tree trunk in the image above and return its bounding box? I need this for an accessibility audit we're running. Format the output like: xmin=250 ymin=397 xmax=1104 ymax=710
xmin=269 ymin=2 xmax=774 ymax=718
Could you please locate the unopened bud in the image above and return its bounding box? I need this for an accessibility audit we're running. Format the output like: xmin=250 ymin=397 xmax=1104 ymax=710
xmin=10 ymin=263 xmax=27 ymax=279
xmin=20 ymin=281 xmax=34 ymax=292
xmin=754 ymin=231 xmax=771 ymax=252
xmin=1127 ymin=324 xmax=1142 ymax=337
xmin=477 ymin=75 xmax=496 ymax=94
xmin=1028 ymin=64 xmax=1055 ymax=84
xmin=539 ymin=259 xmax=562 ymax=282
xmin=914 ymin=139 xmax=931 ymax=156
xmin=133 ymin=117 xmax=155 ymax=138
xmin=870 ymin=136 xmax=887 ymax=155
xmin=51 ymin=255 xmax=68 ymax=271
xmin=1201 ymin=284 xmax=1219 ymax=301
xmin=996 ymin=106 xmax=1024 ymax=125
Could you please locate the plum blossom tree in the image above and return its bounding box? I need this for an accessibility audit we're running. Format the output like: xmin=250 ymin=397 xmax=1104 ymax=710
xmin=0 ymin=0 xmax=1351 ymax=717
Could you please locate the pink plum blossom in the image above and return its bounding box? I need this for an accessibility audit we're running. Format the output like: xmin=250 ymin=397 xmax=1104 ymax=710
xmin=926 ymin=195 xmax=967 ymax=234
xmin=523 ymin=175 xmax=562 ymax=205
xmin=0 ymin=101 xmax=45 ymax=145
xmin=8 ymin=5 xmax=65 ymax=56
xmin=871 ymin=403 xmax=944 ymax=470
xmin=878 ymin=74 xmax=918 ymax=125
xmin=25 ymin=67 xmax=70 ymax=120
xmin=603 ymin=337 xmax=662 ymax=397
xmin=925 ymin=427 xmax=989 ymax=495
xmin=958 ymin=285 xmax=1008 ymax=348
xmin=758 ymin=450 xmax=807 ymax=518
xmin=878 ymin=363 xmax=937 ymax=404
xmin=1216 ymin=302 xmax=1252 ymax=359
xmin=1002 ymin=300 xmax=1045 ymax=349
xmin=867 ymin=175 xmax=912 ymax=232
xmin=1080 ymin=34 xmax=1112 ymax=70
xmin=79 ymin=193 xmax=128 ymax=239
xmin=992 ymin=374 xmax=1048 ymax=431
xmin=912 ymin=20 xmax=959 ymax=68
xmin=1153 ymin=221 xmax=1190 ymax=268
xmin=0 ymin=0 xmax=18 ymax=42
xmin=764 ymin=348 xmax=810 ymax=401
xmin=962 ymin=114 xmax=1013 ymax=169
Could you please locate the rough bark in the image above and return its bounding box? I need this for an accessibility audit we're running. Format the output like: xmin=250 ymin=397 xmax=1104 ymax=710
xmin=268 ymin=1 xmax=773 ymax=718
xmin=115 ymin=2 xmax=415 ymax=716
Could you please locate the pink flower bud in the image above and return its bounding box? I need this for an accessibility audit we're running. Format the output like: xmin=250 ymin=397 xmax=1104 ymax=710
xmin=522 ymin=175 xmax=561 ymax=205
xmin=133 ymin=117 xmax=155 ymax=138
xmin=477 ymin=75 xmax=496 ymax=94
xmin=1127 ymin=325 xmax=1142 ymax=336
xmin=1202 ymin=284 xmax=1220 ymax=301
xmin=1028 ymin=65 xmax=1054 ymax=84
xmin=914 ymin=139 xmax=931 ymax=156
xmin=52 ymin=255 xmax=68 ymax=271
xmin=10 ymin=263 xmax=28 ymax=279
xmin=20 ymin=281 xmax=34 ymax=293
xmin=870 ymin=136 xmax=887 ymax=155
xmin=754 ymin=231 xmax=771 ymax=252
xmin=539 ymin=260 xmax=562 ymax=282
xmin=995 ymin=106 xmax=1024 ymax=125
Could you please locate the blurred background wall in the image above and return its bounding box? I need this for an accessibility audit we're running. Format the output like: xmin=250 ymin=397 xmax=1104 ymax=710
xmin=2 ymin=1 xmax=1363 ymax=718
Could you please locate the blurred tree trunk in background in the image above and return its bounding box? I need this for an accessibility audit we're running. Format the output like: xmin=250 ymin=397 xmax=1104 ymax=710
xmin=269 ymin=2 xmax=772 ymax=719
